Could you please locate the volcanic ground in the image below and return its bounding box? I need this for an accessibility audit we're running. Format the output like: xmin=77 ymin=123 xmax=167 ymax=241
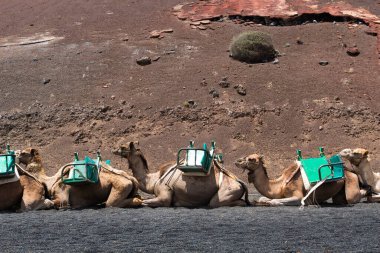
xmin=0 ymin=0 xmax=379 ymax=181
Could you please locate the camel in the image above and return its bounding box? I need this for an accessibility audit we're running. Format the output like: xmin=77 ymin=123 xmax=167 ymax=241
xmin=235 ymin=153 xmax=363 ymax=206
xmin=112 ymin=142 xmax=250 ymax=208
xmin=340 ymin=148 xmax=380 ymax=202
xmin=17 ymin=147 xmax=142 ymax=209
xmin=0 ymin=150 xmax=53 ymax=211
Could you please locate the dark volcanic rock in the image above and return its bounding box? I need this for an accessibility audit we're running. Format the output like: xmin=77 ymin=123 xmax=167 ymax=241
xmin=136 ymin=56 xmax=152 ymax=66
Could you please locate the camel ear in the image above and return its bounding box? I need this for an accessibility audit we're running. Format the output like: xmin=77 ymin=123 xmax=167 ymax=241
xmin=129 ymin=142 xmax=135 ymax=151
xmin=363 ymin=149 xmax=369 ymax=158
xmin=259 ymin=155 xmax=264 ymax=163
xmin=31 ymin=148 xmax=38 ymax=157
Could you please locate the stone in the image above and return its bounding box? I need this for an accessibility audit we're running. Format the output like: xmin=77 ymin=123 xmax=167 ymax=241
xmin=346 ymin=47 xmax=360 ymax=57
xmin=136 ymin=56 xmax=152 ymax=66
xmin=161 ymin=28 xmax=174 ymax=33
xmin=273 ymin=58 xmax=279 ymax=64
xmin=43 ymin=78 xmax=51 ymax=84
xmin=209 ymin=88 xmax=219 ymax=98
xmin=235 ymin=84 xmax=246 ymax=96
xmin=284 ymin=43 xmax=291 ymax=47
xmin=200 ymin=20 xmax=211 ymax=25
xmin=200 ymin=79 xmax=207 ymax=86
xmin=152 ymin=56 xmax=161 ymax=62
xmin=219 ymin=77 xmax=230 ymax=88
xmin=296 ymin=37 xmax=303 ymax=45
xmin=190 ymin=21 xmax=201 ymax=26
xmin=184 ymin=100 xmax=197 ymax=108
xmin=150 ymin=30 xmax=161 ymax=38
xmin=319 ymin=60 xmax=329 ymax=66
xmin=197 ymin=25 xmax=207 ymax=30
xmin=111 ymin=95 xmax=116 ymax=100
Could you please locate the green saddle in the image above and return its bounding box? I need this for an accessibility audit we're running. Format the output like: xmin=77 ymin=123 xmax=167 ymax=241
xmin=0 ymin=145 xmax=16 ymax=178
xmin=61 ymin=152 xmax=101 ymax=185
xmin=297 ymin=147 xmax=345 ymax=185
xmin=177 ymin=141 xmax=216 ymax=176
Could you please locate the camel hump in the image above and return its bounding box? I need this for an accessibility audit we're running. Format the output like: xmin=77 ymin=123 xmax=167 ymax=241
xmin=158 ymin=161 xmax=177 ymax=177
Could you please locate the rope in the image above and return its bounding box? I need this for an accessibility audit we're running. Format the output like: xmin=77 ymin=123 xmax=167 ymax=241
xmin=213 ymin=160 xmax=251 ymax=205
xmin=300 ymin=171 xmax=334 ymax=209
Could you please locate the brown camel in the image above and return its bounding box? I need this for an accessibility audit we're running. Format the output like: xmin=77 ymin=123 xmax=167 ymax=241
xmin=0 ymin=150 xmax=53 ymax=211
xmin=112 ymin=142 xmax=250 ymax=208
xmin=340 ymin=148 xmax=380 ymax=202
xmin=18 ymin=147 xmax=142 ymax=209
xmin=235 ymin=153 xmax=362 ymax=206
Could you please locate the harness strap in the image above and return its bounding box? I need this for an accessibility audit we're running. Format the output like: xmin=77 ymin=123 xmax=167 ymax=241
xmin=213 ymin=160 xmax=250 ymax=205
xmin=300 ymin=171 xmax=334 ymax=207
xmin=15 ymin=164 xmax=43 ymax=186
xmin=285 ymin=163 xmax=301 ymax=185
xmin=218 ymin=169 xmax=224 ymax=188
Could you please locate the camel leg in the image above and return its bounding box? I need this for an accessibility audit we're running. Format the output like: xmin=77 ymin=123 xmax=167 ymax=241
xmin=20 ymin=184 xmax=54 ymax=211
xmin=344 ymin=171 xmax=362 ymax=204
xmin=367 ymin=194 xmax=380 ymax=203
xmin=141 ymin=187 xmax=173 ymax=207
xmin=209 ymin=182 xmax=247 ymax=208
xmin=105 ymin=183 xmax=142 ymax=208
xmin=258 ymin=196 xmax=301 ymax=206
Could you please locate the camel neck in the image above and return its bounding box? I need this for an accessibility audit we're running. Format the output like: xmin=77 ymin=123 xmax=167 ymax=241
xmin=358 ymin=159 xmax=376 ymax=187
xmin=127 ymin=155 xmax=155 ymax=194
xmin=251 ymin=164 xmax=283 ymax=199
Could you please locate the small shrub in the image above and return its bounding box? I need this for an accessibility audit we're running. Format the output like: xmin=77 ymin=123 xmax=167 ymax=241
xmin=229 ymin=31 xmax=276 ymax=63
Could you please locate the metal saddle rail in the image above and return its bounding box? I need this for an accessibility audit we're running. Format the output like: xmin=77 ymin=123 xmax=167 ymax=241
xmin=177 ymin=141 xmax=216 ymax=176
xmin=0 ymin=144 xmax=16 ymax=178
xmin=317 ymin=161 xmax=344 ymax=182
xmin=61 ymin=152 xmax=101 ymax=185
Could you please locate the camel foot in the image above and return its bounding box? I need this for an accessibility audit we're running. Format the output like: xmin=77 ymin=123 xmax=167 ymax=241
xmin=131 ymin=197 xmax=143 ymax=207
xmin=44 ymin=199 xmax=55 ymax=209
xmin=258 ymin=197 xmax=271 ymax=202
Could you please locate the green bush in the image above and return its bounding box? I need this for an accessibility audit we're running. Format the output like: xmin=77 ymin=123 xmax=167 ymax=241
xmin=229 ymin=31 xmax=276 ymax=63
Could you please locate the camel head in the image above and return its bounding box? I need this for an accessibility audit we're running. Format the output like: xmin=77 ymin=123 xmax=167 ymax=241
xmin=339 ymin=148 xmax=369 ymax=167
xmin=17 ymin=147 xmax=42 ymax=166
xmin=235 ymin=154 xmax=264 ymax=181
xmin=112 ymin=141 xmax=140 ymax=159
xmin=112 ymin=141 xmax=148 ymax=172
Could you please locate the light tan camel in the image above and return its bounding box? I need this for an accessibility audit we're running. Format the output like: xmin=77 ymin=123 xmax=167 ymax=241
xmin=340 ymin=148 xmax=380 ymax=202
xmin=0 ymin=150 xmax=53 ymax=211
xmin=235 ymin=153 xmax=362 ymax=206
xmin=18 ymin=147 xmax=142 ymax=209
xmin=112 ymin=142 xmax=250 ymax=208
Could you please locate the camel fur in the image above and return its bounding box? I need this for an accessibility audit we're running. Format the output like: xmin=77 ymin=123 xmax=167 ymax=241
xmin=340 ymin=148 xmax=380 ymax=202
xmin=18 ymin=147 xmax=142 ymax=209
xmin=113 ymin=142 xmax=250 ymax=208
xmin=235 ymin=153 xmax=362 ymax=206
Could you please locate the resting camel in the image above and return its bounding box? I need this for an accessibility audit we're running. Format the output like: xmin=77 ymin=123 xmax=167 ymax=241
xmin=235 ymin=153 xmax=362 ymax=206
xmin=0 ymin=150 xmax=53 ymax=211
xmin=340 ymin=148 xmax=380 ymax=202
xmin=18 ymin=148 xmax=142 ymax=209
xmin=112 ymin=142 xmax=250 ymax=208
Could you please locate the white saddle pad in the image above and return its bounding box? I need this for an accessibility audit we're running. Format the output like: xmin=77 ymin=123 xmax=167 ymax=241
xmin=0 ymin=167 xmax=20 ymax=185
